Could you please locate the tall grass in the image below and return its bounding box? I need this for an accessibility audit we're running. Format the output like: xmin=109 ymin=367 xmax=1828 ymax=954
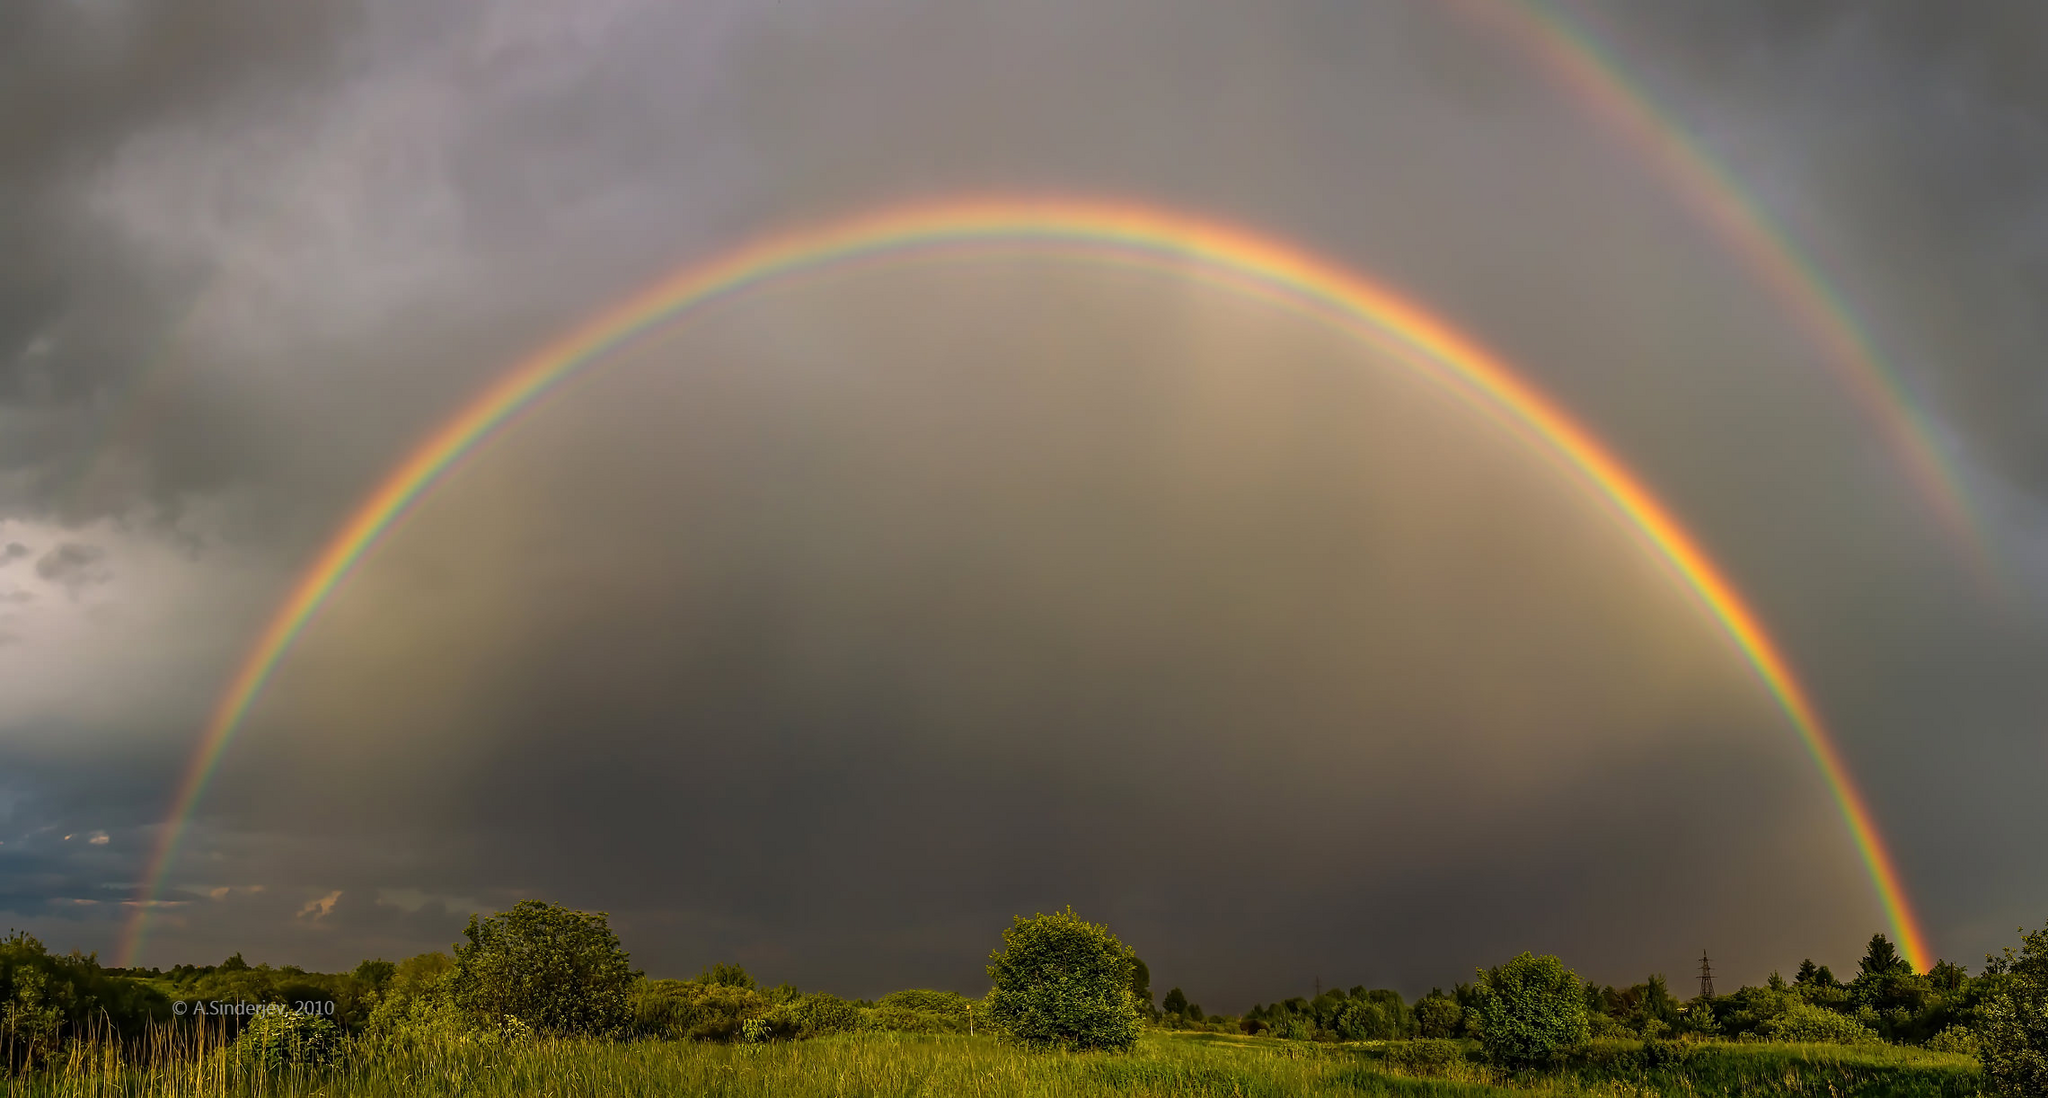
xmin=2 ymin=1028 xmax=1983 ymax=1098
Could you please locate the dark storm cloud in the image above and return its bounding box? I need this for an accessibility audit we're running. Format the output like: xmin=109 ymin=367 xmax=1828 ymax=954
xmin=0 ymin=0 xmax=366 ymax=506
xmin=0 ymin=542 xmax=28 ymax=565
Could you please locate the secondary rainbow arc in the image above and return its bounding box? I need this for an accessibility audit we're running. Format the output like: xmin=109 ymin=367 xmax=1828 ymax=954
xmin=1460 ymin=0 xmax=1992 ymax=585
xmin=118 ymin=197 xmax=1928 ymax=972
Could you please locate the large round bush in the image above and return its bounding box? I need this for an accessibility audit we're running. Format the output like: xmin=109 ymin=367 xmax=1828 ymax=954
xmin=985 ymin=907 xmax=1142 ymax=1052
xmin=448 ymin=900 xmax=637 ymax=1035
xmin=1470 ymin=952 xmax=1589 ymax=1069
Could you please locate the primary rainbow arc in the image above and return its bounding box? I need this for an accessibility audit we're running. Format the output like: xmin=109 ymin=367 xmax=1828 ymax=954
xmin=119 ymin=196 xmax=1928 ymax=972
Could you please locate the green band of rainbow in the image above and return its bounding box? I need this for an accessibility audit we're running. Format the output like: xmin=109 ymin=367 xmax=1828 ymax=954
xmin=118 ymin=196 xmax=1928 ymax=971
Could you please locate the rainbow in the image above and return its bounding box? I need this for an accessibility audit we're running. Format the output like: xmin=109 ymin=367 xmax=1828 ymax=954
xmin=1453 ymin=0 xmax=1991 ymax=585
xmin=118 ymin=197 xmax=1928 ymax=971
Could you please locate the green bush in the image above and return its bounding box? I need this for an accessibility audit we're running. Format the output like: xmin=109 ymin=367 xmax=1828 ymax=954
xmin=1925 ymin=1025 xmax=1980 ymax=1056
xmin=1468 ymin=952 xmax=1590 ymax=1069
xmin=985 ymin=906 xmax=1143 ymax=1052
xmin=785 ymin=992 xmax=866 ymax=1037
xmin=233 ymin=1009 xmax=344 ymax=1071
xmin=1980 ymin=920 xmax=2048 ymax=1096
xmin=0 ymin=930 xmax=169 ymax=1067
xmin=631 ymin=979 xmax=769 ymax=1042
xmin=1413 ymin=991 xmax=1464 ymax=1039
xmin=448 ymin=900 xmax=638 ymax=1036
xmin=869 ymin=988 xmax=979 ymax=1034
xmin=1758 ymin=1000 xmax=1880 ymax=1045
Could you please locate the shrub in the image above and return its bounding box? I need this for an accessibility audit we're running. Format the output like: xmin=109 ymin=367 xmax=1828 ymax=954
xmin=1468 ymin=952 xmax=1590 ymax=1069
xmin=1331 ymin=999 xmax=1391 ymax=1041
xmin=448 ymin=900 xmax=637 ymax=1036
xmin=1758 ymin=1000 xmax=1880 ymax=1045
xmin=870 ymin=989 xmax=978 ymax=1034
xmin=234 ymin=1008 xmax=344 ymax=1071
xmin=786 ymin=992 xmax=866 ymax=1037
xmin=1980 ymin=920 xmax=2048 ymax=1096
xmin=1925 ymin=1025 xmax=1980 ymax=1056
xmin=986 ymin=906 xmax=1143 ymax=1052
xmin=631 ymin=979 xmax=769 ymax=1042
xmin=1414 ymin=991 xmax=1464 ymax=1040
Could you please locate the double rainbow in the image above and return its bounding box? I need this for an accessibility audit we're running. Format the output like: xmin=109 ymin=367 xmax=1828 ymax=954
xmin=118 ymin=197 xmax=1927 ymax=971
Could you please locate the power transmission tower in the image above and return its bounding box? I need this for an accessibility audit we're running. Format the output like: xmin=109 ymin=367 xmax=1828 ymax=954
xmin=1698 ymin=950 xmax=1715 ymax=999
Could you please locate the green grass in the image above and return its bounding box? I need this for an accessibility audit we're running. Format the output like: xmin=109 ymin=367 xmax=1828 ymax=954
xmin=8 ymin=1030 xmax=1984 ymax=1097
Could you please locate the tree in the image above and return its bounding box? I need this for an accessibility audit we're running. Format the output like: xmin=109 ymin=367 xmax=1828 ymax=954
xmin=1979 ymin=920 xmax=2048 ymax=1097
xmin=448 ymin=900 xmax=638 ymax=1036
xmin=1469 ymin=953 xmax=1590 ymax=1070
xmin=985 ymin=906 xmax=1142 ymax=1052
xmin=1859 ymin=933 xmax=1913 ymax=979
xmin=1928 ymin=959 xmax=1968 ymax=994
xmin=1795 ymin=959 xmax=1821 ymax=986
xmin=1162 ymin=987 xmax=1189 ymax=1018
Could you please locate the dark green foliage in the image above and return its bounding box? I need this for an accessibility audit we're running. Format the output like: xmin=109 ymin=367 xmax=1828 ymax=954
xmin=351 ymin=959 xmax=397 ymax=992
xmin=985 ymin=906 xmax=1142 ymax=1052
xmin=1414 ymin=989 xmax=1463 ymax=1039
xmin=234 ymin=1008 xmax=344 ymax=1071
xmin=1979 ymin=919 xmax=2048 ymax=1097
xmin=448 ymin=900 xmax=638 ymax=1036
xmin=1468 ymin=952 xmax=1589 ymax=1069
xmin=1860 ymin=933 xmax=1915 ymax=979
xmin=0 ymin=930 xmax=169 ymax=1066
xmin=1242 ymin=985 xmax=1408 ymax=1042
xmin=1163 ymin=987 xmax=1189 ymax=1018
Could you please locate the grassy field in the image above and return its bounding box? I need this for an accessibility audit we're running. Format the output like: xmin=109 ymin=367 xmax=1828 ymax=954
xmin=9 ymin=1030 xmax=1983 ymax=1097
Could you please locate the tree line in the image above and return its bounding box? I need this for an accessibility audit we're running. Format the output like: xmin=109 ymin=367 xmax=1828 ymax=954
xmin=4 ymin=904 xmax=2045 ymax=1095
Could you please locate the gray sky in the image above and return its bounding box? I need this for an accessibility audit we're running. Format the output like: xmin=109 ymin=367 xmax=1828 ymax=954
xmin=2 ymin=0 xmax=2044 ymax=1010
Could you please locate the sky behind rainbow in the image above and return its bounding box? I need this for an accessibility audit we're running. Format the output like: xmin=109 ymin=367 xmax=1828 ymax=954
xmin=117 ymin=198 xmax=1928 ymax=972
